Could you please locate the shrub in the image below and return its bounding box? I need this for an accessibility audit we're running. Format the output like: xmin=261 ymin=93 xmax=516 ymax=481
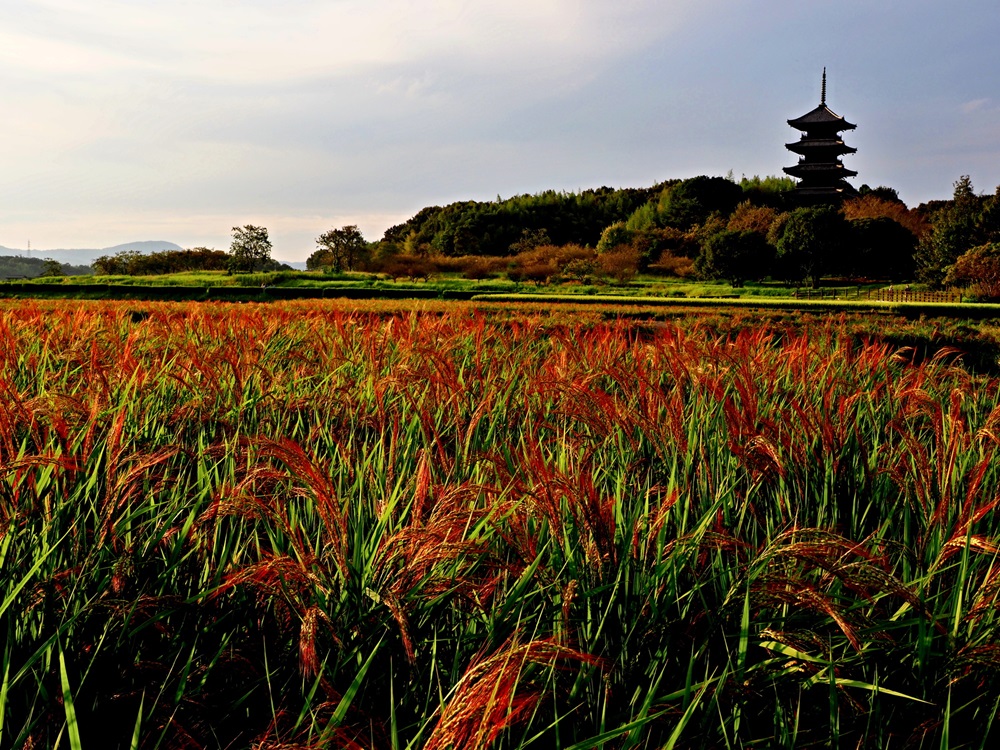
xmin=597 ymin=247 xmax=640 ymax=284
xmin=649 ymin=250 xmax=696 ymax=277
xmin=383 ymin=255 xmax=434 ymax=281
xmin=945 ymin=242 xmax=1000 ymax=300
xmin=508 ymin=262 xmax=554 ymax=284
xmin=506 ymin=244 xmax=596 ymax=284
xmin=462 ymin=257 xmax=507 ymax=280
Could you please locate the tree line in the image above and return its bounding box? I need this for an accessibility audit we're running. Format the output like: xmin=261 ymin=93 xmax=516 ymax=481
xmin=77 ymin=174 xmax=1000 ymax=298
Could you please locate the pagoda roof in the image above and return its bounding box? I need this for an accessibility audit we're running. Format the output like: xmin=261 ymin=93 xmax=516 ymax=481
xmin=787 ymin=104 xmax=856 ymax=131
xmin=793 ymin=184 xmax=858 ymax=198
xmin=784 ymin=162 xmax=858 ymax=179
xmin=786 ymin=138 xmax=857 ymax=155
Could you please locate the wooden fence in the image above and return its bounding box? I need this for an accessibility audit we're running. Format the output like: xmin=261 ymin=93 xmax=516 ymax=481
xmin=792 ymin=287 xmax=962 ymax=303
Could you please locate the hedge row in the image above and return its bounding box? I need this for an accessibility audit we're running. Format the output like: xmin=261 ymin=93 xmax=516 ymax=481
xmin=471 ymin=293 xmax=1000 ymax=319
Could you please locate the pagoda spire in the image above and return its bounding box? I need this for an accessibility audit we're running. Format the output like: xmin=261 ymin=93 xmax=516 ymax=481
xmin=821 ymin=67 xmax=827 ymax=105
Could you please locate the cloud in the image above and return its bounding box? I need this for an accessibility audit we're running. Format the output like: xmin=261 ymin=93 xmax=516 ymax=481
xmin=961 ymin=98 xmax=990 ymax=113
xmin=1 ymin=1 xmax=705 ymax=83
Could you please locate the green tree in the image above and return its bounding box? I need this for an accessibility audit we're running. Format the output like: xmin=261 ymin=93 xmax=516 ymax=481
xmin=228 ymin=225 xmax=273 ymax=274
xmin=39 ymin=259 xmax=66 ymax=277
xmin=596 ymin=222 xmax=633 ymax=253
xmin=697 ymin=230 xmax=773 ymax=287
xmin=738 ymin=174 xmax=796 ymax=208
xmin=508 ymin=228 xmax=551 ymax=255
xmin=776 ymin=206 xmax=850 ymax=287
xmin=92 ymin=255 xmax=123 ymax=275
xmin=92 ymin=250 xmax=142 ymax=275
xmin=658 ymin=176 xmax=744 ymax=229
xmin=916 ymin=176 xmax=984 ymax=286
xmin=848 ymin=217 xmax=916 ymax=280
xmin=309 ymin=225 xmax=368 ymax=272
xmin=624 ymin=203 xmax=657 ymax=232
xmin=978 ymin=185 xmax=1000 ymax=244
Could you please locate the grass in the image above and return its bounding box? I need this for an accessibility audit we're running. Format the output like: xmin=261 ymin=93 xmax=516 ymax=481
xmin=2 ymin=299 xmax=1000 ymax=747
xmin=2 ymin=269 xmax=887 ymax=299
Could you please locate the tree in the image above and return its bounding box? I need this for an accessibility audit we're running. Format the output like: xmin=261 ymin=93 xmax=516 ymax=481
xmin=39 ymin=259 xmax=66 ymax=277
xmin=228 ymin=225 xmax=272 ymax=274
xmin=508 ymin=228 xmax=551 ymax=255
xmin=92 ymin=250 xmax=142 ymax=275
xmin=978 ymin=185 xmax=1000 ymax=244
xmin=916 ymin=176 xmax=984 ymax=287
xmin=658 ymin=176 xmax=744 ymax=229
xmin=944 ymin=242 xmax=1000 ymax=300
xmin=309 ymin=225 xmax=368 ymax=272
xmin=697 ymin=230 xmax=773 ymax=287
xmin=842 ymin=194 xmax=928 ymax=240
xmin=596 ymin=222 xmax=633 ymax=253
xmin=726 ymin=201 xmax=778 ymax=235
xmin=738 ymin=174 xmax=796 ymax=208
xmin=858 ymin=184 xmax=904 ymax=203
xmin=776 ymin=206 xmax=850 ymax=287
xmin=848 ymin=217 xmax=916 ymax=280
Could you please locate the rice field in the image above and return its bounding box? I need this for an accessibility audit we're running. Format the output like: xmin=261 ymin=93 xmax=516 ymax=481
xmin=3 ymin=298 xmax=1000 ymax=748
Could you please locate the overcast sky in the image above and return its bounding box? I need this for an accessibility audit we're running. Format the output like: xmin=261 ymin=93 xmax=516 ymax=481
xmin=1 ymin=0 xmax=998 ymax=260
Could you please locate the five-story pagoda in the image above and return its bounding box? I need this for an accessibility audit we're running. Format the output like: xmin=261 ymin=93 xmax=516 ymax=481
xmin=784 ymin=69 xmax=857 ymax=200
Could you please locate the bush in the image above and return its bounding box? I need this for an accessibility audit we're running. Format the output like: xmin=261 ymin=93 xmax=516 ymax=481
xmin=508 ymin=262 xmax=555 ymax=284
xmin=460 ymin=260 xmax=498 ymax=280
xmin=424 ymin=254 xmax=507 ymax=279
xmin=597 ymin=248 xmax=640 ymax=284
xmin=649 ymin=251 xmax=697 ymax=278
xmin=506 ymin=244 xmax=596 ymax=284
xmin=382 ymin=256 xmax=434 ymax=281
xmin=945 ymin=242 xmax=1000 ymax=300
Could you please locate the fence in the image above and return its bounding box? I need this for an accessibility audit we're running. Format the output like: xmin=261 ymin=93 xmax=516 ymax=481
xmin=792 ymin=287 xmax=962 ymax=303
xmin=861 ymin=289 xmax=962 ymax=303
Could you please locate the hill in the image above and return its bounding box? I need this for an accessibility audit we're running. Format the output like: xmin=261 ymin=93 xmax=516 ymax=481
xmin=0 ymin=255 xmax=93 ymax=278
xmin=0 ymin=241 xmax=183 ymax=265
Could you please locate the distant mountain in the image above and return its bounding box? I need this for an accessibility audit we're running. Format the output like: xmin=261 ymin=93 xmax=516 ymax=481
xmin=0 ymin=241 xmax=183 ymax=265
xmin=101 ymin=241 xmax=184 ymax=255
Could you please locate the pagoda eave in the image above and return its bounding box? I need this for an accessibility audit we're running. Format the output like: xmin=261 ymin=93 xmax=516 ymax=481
xmin=785 ymin=141 xmax=856 ymax=156
xmin=784 ymin=165 xmax=858 ymax=179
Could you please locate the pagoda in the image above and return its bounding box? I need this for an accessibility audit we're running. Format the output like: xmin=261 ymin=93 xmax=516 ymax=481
xmin=783 ymin=69 xmax=857 ymax=200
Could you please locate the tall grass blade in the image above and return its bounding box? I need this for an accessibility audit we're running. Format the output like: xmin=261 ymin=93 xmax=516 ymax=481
xmin=58 ymin=646 xmax=83 ymax=750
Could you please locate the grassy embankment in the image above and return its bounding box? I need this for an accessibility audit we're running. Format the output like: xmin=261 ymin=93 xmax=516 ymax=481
xmin=3 ymin=299 xmax=1000 ymax=748
xmin=1 ymin=268 xmax=893 ymax=298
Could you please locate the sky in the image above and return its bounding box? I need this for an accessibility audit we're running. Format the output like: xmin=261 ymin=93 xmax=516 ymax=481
xmin=1 ymin=1 xmax=999 ymax=261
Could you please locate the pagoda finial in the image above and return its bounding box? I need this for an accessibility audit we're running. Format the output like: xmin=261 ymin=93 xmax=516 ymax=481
xmin=821 ymin=67 xmax=827 ymax=105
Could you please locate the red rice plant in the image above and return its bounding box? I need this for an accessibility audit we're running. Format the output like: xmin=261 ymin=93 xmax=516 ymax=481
xmin=494 ymin=436 xmax=617 ymax=574
xmin=370 ymin=483 xmax=502 ymax=663
xmin=255 ymin=437 xmax=350 ymax=580
xmin=748 ymin=529 xmax=924 ymax=651
xmin=423 ymin=636 xmax=600 ymax=750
